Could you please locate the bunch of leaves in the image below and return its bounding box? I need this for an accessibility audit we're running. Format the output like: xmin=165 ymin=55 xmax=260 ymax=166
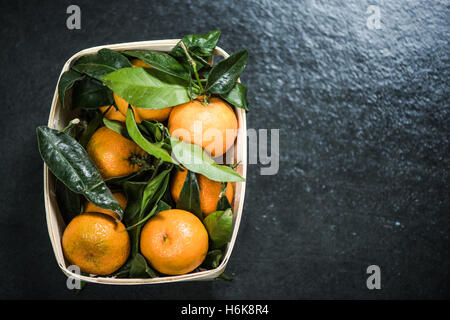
xmin=169 ymin=30 xmax=249 ymax=111
xmin=59 ymin=31 xmax=249 ymax=114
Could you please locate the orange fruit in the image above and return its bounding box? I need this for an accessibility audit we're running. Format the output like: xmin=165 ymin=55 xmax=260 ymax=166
xmin=114 ymin=93 xmax=172 ymax=123
xmin=168 ymin=97 xmax=238 ymax=157
xmin=84 ymin=192 xmax=127 ymax=220
xmin=140 ymin=209 xmax=208 ymax=275
xmin=99 ymin=105 xmax=126 ymax=122
xmin=62 ymin=212 xmax=130 ymax=275
xmin=171 ymin=168 xmax=233 ymax=216
xmin=112 ymin=59 xmax=172 ymax=123
xmin=86 ymin=126 xmax=146 ymax=179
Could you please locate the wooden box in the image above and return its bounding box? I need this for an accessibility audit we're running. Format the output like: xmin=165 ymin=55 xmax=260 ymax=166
xmin=44 ymin=40 xmax=247 ymax=285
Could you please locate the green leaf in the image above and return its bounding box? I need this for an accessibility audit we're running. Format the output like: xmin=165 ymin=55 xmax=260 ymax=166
xmin=221 ymin=82 xmax=249 ymax=111
xmin=156 ymin=200 xmax=171 ymax=212
xmin=206 ymin=50 xmax=249 ymax=94
xmin=140 ymin=121 xmax=165 ymax=142
xmin=170 ymin=137 xmax=244 ymax=182
xmin=138 ymin=124 xmax=172 ymax=152
xmin=126 ymin=108 xmax=178 ymax=164
xmin=176 ymin=170 xmax=202 ymax=220
xmin=113 ymin=260 xmax=133 ymax=278
xmin=36 ymin=126 xmax=124 ymax=219
xmin=123 ymin=181 xmax=147 ymax=225
xmin=125 ymin=201 xmax=158 ymax=232
xmin=55 ymin=179 xmax=82 ymax=224
xmin=140 ymin=168 xmax=171 ymax=216
xmin=124 ymin=50 xmax=190 ymax=81
xmin=122 ymin=181 xmax=147 ymax=257
xmin=161 ymin=185 xmax=176 ymax=208
xmin=72 ymin=78 xmax=114 ymax=109
xmin=171 ymin=30 xmax=221 ymax=60
xmin=218 ymin=272 xmax=235 ymax=281
xmin=72 ymin=48 xmax=132 ymax=80
xmin=122 ymin=169 xmax=171 ymax=260
xmin=58 ymin=70 xmax=84 ymax=109
xmin=204 ymin=208 xmax=233 ymax=249
xmin=105 ymin=168 xmax=149 ymax=186
xmin=77 ymin=111 xmax=103 ymax=148
xmin=102 ymin=67 xmax=193 ymax=109
xmin=126 ymin=199 xmax=172 ymax=231
xmin=202 ymin=249 xmax=223 ymax=269
xmin=103 ymin=117 xmax=130 ymax=139
xmin=129 ymin=253 xmax=157 ymax=278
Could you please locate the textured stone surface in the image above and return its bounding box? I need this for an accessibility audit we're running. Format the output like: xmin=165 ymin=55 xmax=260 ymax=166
xmin=0 ymin=0 xmax=448 ymax=299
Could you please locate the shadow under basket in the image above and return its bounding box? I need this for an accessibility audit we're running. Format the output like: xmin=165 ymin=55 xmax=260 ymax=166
xmin=44 ymin=39 xmax=247 ymax=285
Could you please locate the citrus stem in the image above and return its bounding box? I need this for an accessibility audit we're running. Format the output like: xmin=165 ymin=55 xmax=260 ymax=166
xmin=192 ymin=53 xmax=210 ymax=66
xmin=201 ymin=94 xmax=210 ymax=105
xmin=180 ymin=41 xmax=204 ymax=94
xmin=129 ymin=154 xmax=150 ymax=168
xmin=60 ymin=118 xmax=80 ymax=133
xmin=192 ymin=66 xmax=203 ymax=93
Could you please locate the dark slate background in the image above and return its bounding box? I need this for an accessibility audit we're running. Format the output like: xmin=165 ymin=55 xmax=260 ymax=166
xmin=0 ymin=0 xmax=449 ymax=299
